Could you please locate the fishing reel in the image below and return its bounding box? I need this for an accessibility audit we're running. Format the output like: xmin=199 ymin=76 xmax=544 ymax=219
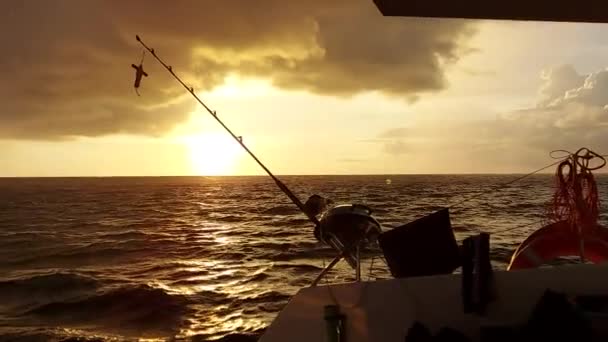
xmin=305 ymin=195 xmax=382 ymax=285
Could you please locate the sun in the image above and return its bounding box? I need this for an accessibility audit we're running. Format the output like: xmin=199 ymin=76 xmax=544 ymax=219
xmin=183 ymin=133 xmax=242 ymax=176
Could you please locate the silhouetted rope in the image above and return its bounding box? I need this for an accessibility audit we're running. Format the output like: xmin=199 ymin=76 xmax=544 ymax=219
xmin=368 ymin=255 xmax=376 ymax=281
xmin=546 ymin=148 xmax=605 ymax=233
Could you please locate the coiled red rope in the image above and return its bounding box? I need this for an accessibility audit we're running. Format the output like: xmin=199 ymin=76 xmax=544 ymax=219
xmin=546 ymin=148 xmax=606 ymax=235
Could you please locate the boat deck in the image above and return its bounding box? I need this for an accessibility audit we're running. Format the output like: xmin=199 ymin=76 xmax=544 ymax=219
xmin=260 ymin=263 xmax=608 ymax=341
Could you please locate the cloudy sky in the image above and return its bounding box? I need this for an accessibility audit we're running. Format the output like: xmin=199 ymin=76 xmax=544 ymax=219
xmin=2 ymin=0 xmax=608 ymax=176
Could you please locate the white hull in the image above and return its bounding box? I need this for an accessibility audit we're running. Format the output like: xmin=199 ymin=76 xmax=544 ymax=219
xmin=260 ymin=263 xmax=608 ymax=341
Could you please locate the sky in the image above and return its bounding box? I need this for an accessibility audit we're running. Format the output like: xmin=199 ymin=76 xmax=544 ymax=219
xmin=2 ymin=0 xmax=608 ymax=176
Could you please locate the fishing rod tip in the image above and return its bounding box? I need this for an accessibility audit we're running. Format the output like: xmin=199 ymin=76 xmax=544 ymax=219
xmin=136 ymin=35 xmax=141 ymax=41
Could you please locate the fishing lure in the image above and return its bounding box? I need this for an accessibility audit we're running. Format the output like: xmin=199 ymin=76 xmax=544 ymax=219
xmin=131 ymin=51 xmax=148 ymax=96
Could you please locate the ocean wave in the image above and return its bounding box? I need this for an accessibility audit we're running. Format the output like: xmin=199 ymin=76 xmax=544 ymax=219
xmin=246 ymin=272 xmax=269 ymax=282
xmin=264 ymin=229 xmax=300 ymax=238
xmin=240 ymin=290 xmax=291 ymax=305
xmin=191 ymin=331 xmax=263 ymax=342
xmin=210 ymin=214 xmax=248 ymax=223
xmin=167 ymin=269 xmax=210 ymax=280
xmin=190 ymin=290 xmax=233 ymax=306
xmin=272 ymin=217 xmax=311 ymax=227
xmin=260 ymin=205 xmax=301 ymax=216
xmin=0 ymin=272 xmax=98 ymax=290
xmin=273 ymin=263 xmax=324 ymax=273
xmin=0 ymin=328 xmax=112 ymax=342
xmin=93 ymin=230 xmax=151 ymax=240
xmin=5 ymin=247 xmax=137 ymax=269
xmin=121 ymin=261 xmax=190 ymax=276
xmin=265 ymin=249 xmax=330 ymax=262
xmin=24 ymin=285 xmax=187 ymax=337
xmin=248 ymin=241 xmax=296 ymax=251
xmin=0 ymin=272 xmax=100 ymax=309
xmin=258 ymin=302 xmax=287 ymax=313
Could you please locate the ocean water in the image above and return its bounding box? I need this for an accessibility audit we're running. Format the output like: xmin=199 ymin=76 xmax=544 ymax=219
xmin=1 ymin=175 xmax=607 ymax=341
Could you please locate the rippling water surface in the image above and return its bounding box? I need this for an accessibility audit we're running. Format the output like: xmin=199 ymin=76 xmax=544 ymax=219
xmin=1 ymin=175 xmax=607 ymax=340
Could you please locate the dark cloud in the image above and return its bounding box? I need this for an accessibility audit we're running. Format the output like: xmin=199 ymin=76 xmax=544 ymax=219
xmin=0 ymin=0 xmax=476 ymax=140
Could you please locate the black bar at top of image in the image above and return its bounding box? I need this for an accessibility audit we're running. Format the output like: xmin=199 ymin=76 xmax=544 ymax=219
xmin=373 ymin=0 xmax=608 ymax=23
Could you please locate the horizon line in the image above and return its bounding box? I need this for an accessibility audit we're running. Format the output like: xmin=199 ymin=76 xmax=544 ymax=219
xmin=0 ymin=171 xmax=587 ymax=179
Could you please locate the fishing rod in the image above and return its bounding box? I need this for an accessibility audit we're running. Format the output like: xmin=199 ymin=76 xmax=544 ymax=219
xmin=134 ymin=35 xmax=320 ymax=227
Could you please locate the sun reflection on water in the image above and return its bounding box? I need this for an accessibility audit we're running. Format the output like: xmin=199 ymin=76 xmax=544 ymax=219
xmin=143 ymin=257 xmax=280 ymax=338
xmin=179 ymin=310 xmax=268 ymax=339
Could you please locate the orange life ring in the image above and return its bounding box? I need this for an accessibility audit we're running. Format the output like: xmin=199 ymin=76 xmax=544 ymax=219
xmin=507 ymin=220 xmax=608 ymax=270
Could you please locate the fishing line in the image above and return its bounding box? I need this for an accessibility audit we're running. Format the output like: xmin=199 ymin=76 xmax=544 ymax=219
xmin=448 ymin=158 xmax=566 ymax=213
xmin=450 ymin=150 xmax=607 ymax=213
xmin=133 ymin=35 xmax=320 ymax=227
xmin=455 ymin=148 xmax=606 ymax=233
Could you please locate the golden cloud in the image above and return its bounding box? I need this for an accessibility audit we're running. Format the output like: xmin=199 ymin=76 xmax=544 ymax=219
xmin=0 ymin=0 xmax=475 ymax=139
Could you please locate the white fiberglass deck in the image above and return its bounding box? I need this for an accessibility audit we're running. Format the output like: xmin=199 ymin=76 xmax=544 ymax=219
xmin=260 ymin=263 xmax=608 ymax=342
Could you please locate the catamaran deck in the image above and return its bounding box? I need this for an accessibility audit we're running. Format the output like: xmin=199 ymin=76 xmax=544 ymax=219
xmin=260 ymin=263 xmax=608 ymax=341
